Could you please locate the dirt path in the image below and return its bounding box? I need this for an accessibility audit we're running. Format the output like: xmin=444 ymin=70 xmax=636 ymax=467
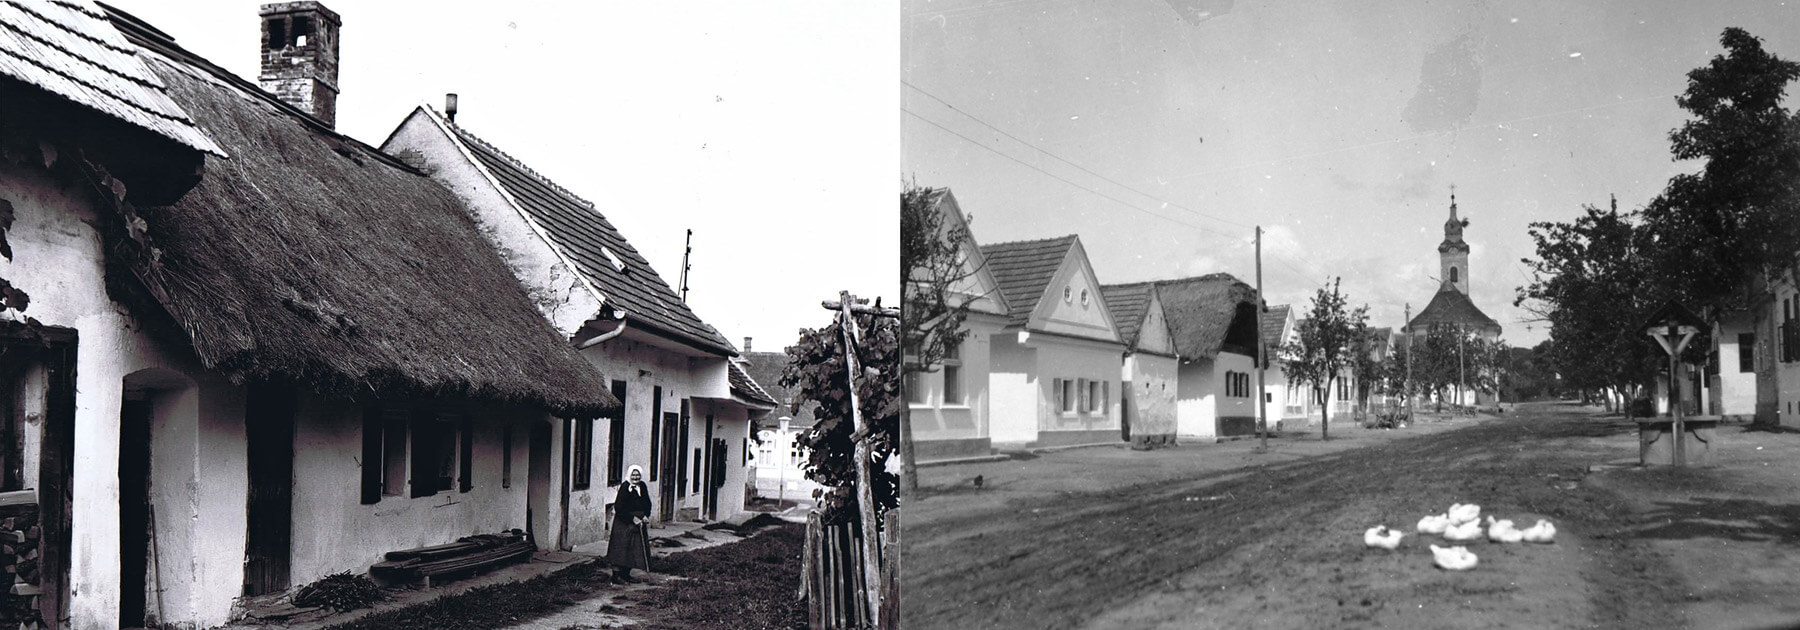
xmin=902 ymin=404 xmax=1697 ymax=629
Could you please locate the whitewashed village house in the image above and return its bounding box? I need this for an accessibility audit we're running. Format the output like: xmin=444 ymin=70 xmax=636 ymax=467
xmin=1100 ymin=282 xmax=1178 ymax=448
xmin=0 ymin=2 xmax=645 ymax=627
xmin=381 ymin=101 xmax=777 ymax=542
xmin=905 ymin=190 xmax=1010 ymax=461
xmin=742 ymin=348 xmax=818 ymax=498
xmin=979 ymin=236 xmax=1125 ymax=449
xmin=1154 ymin=275 xmax=1263 ymax=441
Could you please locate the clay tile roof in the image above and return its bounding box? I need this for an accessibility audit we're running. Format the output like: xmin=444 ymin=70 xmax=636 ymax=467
xmin=743 ymin=351 xmax=815 ymax=428
xmin=728 ymin=362 xmax=777 ymax=407
xmin=1260 ymin=304 xmax=1290 ymax=349
xmin=1100 ymin=282 xmax=1155 ymax=349
xmin=979 ymin=235 xmax=1078 ymax=327
xmin=1406 ymin=286 xmax=1502 ymax=334
xmin=0 ymin=0 xmax=222 ymax=155
xmin=446 ymin=123 xmax=736 ymax=356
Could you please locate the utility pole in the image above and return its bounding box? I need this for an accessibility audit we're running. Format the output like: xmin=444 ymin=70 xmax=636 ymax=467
xmin=1405 ymin=303 xmax=1413 ymax=415
xmin=1458 ymin=325 xmax=1466 ymax=407
xmin=678 ymin=229 xmax=693 ymax=302
xmin=1255 ymin=226 xmax=1267 ymax=449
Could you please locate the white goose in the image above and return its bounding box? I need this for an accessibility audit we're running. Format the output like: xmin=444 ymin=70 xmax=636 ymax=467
xmin=1447 ymin=503 xmax=1481 ymax=525
xmin=1443 ymin=518 xmax=1483 ymax=542
xmin=1416 ymin=513 xmax=1450 ymax=535
xmin=1521 ymin=519 xmax=1557 ymax=544
xmin=1364 ymin=525 xmax=1403 ymax=550
xmin=1430 ymin=544 xmax=1478 ymax=571
xmin=1485 ymin=516 xmax=1523 ymax=543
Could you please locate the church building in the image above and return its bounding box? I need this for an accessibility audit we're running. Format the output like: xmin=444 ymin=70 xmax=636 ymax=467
xmin=1403 ymin=194 xmax=1503 ymax=404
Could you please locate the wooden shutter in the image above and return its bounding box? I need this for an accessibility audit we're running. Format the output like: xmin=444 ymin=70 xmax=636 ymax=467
xmin=459 ymin=417 xmax=473 ymax=493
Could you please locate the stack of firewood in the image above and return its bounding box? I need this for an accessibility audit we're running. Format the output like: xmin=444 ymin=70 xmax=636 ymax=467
xmin=0 ymin=503 xmax=42 ymax=630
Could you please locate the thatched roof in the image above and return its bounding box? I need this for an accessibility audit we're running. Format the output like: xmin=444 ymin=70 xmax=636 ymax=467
xmin=980 ymin=235 xmax=1078 ymax=327
xmin=1260 ymin=304 xmax=1290 ymax=350
xmin=1156 ymin=273 xmax=1261 ymax=359
xmin=111 ymin=22 xmax=618 ymax=417
xmin=1099 ymin=282 xmax=1155 ymax=350
xmin=1405 ymin=284 xmax=1501 ymax=336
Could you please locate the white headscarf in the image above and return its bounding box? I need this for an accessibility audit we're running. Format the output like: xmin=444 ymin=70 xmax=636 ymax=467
xmin=628 ymin=465 xmax=644 ymax=478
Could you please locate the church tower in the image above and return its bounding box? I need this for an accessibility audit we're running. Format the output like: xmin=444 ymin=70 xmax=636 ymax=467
xmin=1438 ymin=192 xmax=1470 ymax=295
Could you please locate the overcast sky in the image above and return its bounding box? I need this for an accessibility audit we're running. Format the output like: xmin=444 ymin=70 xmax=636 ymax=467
xmin=106 ymin=0 xmax=898 ymax=354
xmin=904 ymin=0 xmax=1800 ymax=348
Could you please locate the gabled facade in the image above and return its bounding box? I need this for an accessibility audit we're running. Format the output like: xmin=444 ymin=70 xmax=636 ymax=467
xmin=981 ymin=236 xmax=1125 ymax=449
xmin=904 ymin=190 xmax=1011 ymax=461
xmin=1101 ymin=282 xmax=1178 ymax=448
xmin=1156 ymin=275 xmax=1263 ymax=441
xmin=1 ymin=2 xmax=627 ymax=627
xmin=382 ymin=104 xmax=774 ymax=545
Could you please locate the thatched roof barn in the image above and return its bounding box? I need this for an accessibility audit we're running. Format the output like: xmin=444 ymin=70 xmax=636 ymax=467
xmin=1155 ymin=273 xmax=1261 ymax=360
xmin=113 ymin=19 xmax=618 ymax=417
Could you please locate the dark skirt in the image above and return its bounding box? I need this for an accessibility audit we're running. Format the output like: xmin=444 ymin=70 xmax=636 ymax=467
xmin=606 ymin=514 xmax=651 ymax=570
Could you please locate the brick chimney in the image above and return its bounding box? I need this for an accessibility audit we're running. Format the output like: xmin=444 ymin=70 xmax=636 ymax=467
xmin=259 ymin=2 xmax=341 ymax=128
xmin=743 ymin=337 xmax=752 ymax=354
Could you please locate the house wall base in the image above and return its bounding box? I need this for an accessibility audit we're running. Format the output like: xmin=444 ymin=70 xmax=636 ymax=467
xmin=915 ymin=437 xmax=993 ymax=463
xmin=1219 ymin=415 xmax=1257 ymax=437
xmin=1130 ymin=433 xmax=1177 ymax=450
xmin=1023 ymin=429 xmax=1120 ymax=450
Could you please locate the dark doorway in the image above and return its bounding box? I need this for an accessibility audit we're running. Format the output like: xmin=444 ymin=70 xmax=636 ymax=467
xmin=700 ymin=414 xmax=716 ymax=520
xmin=5 ymin=325 xmax=78 ymax=630
xmin=658 ymin=411 xmax=679 ymax=521
xmin=527 ymin=420 xmax=552 ymax=547
xmin=706 ymin=438 xmax=725 ymax=519
xmin=118 ymin=398 xmax=151 ymax=628
xmin=242 ymin=384 xmax=295 ymax=596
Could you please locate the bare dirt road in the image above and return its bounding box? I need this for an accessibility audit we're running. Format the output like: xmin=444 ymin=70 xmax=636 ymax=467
xmin=902 ymin=403 xmax=1800 ymax=629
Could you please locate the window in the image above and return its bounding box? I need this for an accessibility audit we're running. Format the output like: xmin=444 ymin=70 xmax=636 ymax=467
xmin=1087 ymin=379 xmax=1104 ymax=413
xmin=1740 ymin=333 xmax=1757 ymax=373
xmin=942 ymin=343 xmax=963 ymax=405
xmin=502 ymin=424 xmax=513 ymax=489
xmin=1337 ymin=378 xmax=1350 ymax=401
xmin=1055 ymin=378 xmax=1075 ymax=413
xmin=459 ymin=418 xmax=473 ymax=493
xmin=607 ymin=380 xmax=627 ymax=486
xmin=1449 ymin=266 xmax=1458 ymax=284
xmin=410 ymin=412 xmax=456 ymax=498
xmin=677 ymin=401 xmax=691 ymax=498
xmin=360 ymin=405 xmax=383 ymax=504
xmin=381 ymin=406 xmax=407 ymax=497
xmin=572 ymin=417 xmax=594 ymax=490
xmin=905 ymin=370 xmax=926 ymax=404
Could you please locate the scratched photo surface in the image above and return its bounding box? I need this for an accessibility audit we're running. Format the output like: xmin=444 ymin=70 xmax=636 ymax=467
xmin=902 ymin=2 xmax=1800 ymax=629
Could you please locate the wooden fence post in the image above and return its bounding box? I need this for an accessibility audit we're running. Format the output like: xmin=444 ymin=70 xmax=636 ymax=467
xmin=881 ymin=509 xmax=901 ymax=630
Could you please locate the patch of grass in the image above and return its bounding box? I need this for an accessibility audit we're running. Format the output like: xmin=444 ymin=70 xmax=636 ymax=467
xmin=634 ymin=523 xmax=808 ymax=630
xmin=320 ymin=561 xmax=615 ymax=630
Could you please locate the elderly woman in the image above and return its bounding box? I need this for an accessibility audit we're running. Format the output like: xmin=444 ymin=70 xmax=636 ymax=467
xmin=607 ymin=465 xmax=653 ymax=582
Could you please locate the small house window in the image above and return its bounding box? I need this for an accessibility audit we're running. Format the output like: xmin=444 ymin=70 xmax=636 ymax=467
xmin=942 ymin=343 xmax=963 ymax=405
xmin=1740 ymin=333 xmax=1756 ymax=373
xmin=1063 ymin=286 xmax=1073 ymax=303
xmin=607 ymin=380 xmax=628 ymax=485
xmin=905 ymin=370 xmax=926 ymax=404
xmin=572 ymin=418 xmax=594 ymax=490
xmin=1449 ymin=267 xmax=1458 ymax=284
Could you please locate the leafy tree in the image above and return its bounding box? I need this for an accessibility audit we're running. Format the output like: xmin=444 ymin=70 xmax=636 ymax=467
xmin=1279 ymin=278 xmax=1368 ymax=439
xmin=781 ymin=300 xmax=901 ymax=527
xmin=899 ymin=183 xmax=985 ymax=494
xmin=1642 ymin=28 xmax=1800 ymax=310
xmin=1517 ymin=199 xmax=1667 ymax=415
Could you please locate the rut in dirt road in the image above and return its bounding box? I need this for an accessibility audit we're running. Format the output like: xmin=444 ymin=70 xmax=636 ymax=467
xmin=903 ymin=406 xmax=1690 ymax=630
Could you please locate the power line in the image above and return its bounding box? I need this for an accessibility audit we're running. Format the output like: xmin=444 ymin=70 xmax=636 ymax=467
xmin=903 ymin=108 xmax=1246 ymax=242
xmin=903 ymin=80 xmax=1255 ymax=231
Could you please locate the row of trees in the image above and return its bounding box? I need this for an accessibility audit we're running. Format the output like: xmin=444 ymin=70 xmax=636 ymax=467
xmin=1517 ymin=28 xmax=1800 ymax=417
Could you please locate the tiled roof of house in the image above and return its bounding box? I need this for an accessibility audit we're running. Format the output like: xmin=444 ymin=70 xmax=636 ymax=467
xmin=1406 ymin=285 xmax=1502 ymax=334
xmin=728 ymin=362 xmax=777 ymax=407
xmin=743 ymin=351 xmax=815 ymax=428
xmin=1100 ymin=282 xmax=1155 ymax=350
xmin=101 ymin=17 xmax=618 ymax=417
xmin=446 ymin=122 xmax=736 ymax=356
xmin=1261 ymin=304 xmax=1290 ymax=350
xmin=979 ymin=235 xmax=1078 ymax=327
xmin=0 ymin=0 xmax=222 ymax=155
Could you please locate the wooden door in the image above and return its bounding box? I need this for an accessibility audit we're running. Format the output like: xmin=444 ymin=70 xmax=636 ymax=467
xmin=658 ymin=411 xmax=679 ymax=521
xmin=706 ymin=438 xmax=725 ymax=519
xmin=118 ymin=399 xmax=151 ymax=628
xmin=242 ymin=384 xmax=295 ymax=596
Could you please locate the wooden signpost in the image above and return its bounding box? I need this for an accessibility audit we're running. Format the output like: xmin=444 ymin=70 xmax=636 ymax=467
xmin=1642 ymin=301 xmax=1706 ymax=467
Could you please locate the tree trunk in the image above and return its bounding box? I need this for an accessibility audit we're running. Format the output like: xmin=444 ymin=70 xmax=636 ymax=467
xmin=1319 ymin=376 xmax=1331 ymax=441
xmin=900 ymin=404 xmax=918 ymax=497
